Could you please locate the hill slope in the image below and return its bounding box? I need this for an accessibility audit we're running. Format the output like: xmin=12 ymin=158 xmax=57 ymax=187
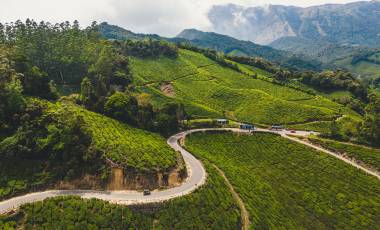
xmin=131 ymin=48 xmax=361 ymax=129
xmin=0 ymin=100 xmax=180 ymax=200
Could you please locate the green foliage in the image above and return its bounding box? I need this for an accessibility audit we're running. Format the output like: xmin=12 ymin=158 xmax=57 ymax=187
xmin=0 ymin=47 xmax=25 ymax=125
xmin=50 ymin=102 xmax=177 ymax=171
xmin=0 ymin=99 xmax=101 ymax=200
xmin=0 ymin=163 xmax=241 ymax=229
xmin=131 ymin=49 xmax=353 ymax=125
xmin=21 ymin=66 xmax=58 ymax=100
xmin=308 ymin=136 xmax=380 ymax=172
xmin=359 ymin=93 xmax=380 ymax=146
xmin=0 ymin=20 xmax=100 ymax=84
xmin=118 ymin=39 xmax=178 ymax=58
xmin=104 ymin=91 xmax=138 ymax=124
xmin=300 ymin=70 xmax=368 ymax=101
xmin=186 ymin=132 xmax=380 ymax=229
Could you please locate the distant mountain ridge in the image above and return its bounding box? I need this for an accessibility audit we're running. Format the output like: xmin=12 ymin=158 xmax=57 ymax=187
xmin=208 ymin=1 xmax=380 ymax=47
xmin=99 ymin=22 xmax=323 ymax=71
xmin=176 ymin=29 xmax=323 ymax=70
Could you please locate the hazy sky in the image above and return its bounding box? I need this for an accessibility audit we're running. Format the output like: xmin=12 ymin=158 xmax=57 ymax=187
xmin=0 ymin=0 xmax=370 ymax=37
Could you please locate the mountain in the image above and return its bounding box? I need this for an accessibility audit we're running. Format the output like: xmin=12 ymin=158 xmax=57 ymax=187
xmin=98 ymin=22 xmax=161 ymax=40
xmin=99 ymin=22 xmax=323 ymax=71
xmin=208 ymin=1 xmax=380 ymax=47
xmin=208 ymin=1 xmax=380 ymax=79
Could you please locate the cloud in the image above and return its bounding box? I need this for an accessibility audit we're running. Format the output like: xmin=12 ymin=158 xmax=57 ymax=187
xmin=0 ymin=0 xmax=371 ymax=37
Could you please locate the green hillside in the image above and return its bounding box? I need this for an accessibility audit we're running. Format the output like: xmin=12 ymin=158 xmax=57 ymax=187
xmin=132 ymin=48 xmax=360 ymax=126
xmin=186 ymin=131 xmax=380 ymax=229
xmin=0 ymin=100 xmax=178 ymax=200
xmin=48 ymin=102 xmax=178 ymax=171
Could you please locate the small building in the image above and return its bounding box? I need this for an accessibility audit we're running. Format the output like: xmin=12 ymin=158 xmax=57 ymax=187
xmin=240 ymin=124 xmax=254 ymax=130
xmin=216 ymin=119 xmax=229 ymax=126
xmin=271 ymin=125 xmax=284 ymax=130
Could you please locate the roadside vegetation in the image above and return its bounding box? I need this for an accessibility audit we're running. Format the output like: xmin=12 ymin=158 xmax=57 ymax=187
xmin=186 ymin=131 xmax=380 ymax=229
xmin=308 ymin=136 xmax=380 ymax=172
xmin=0 ymin=163 xmax=241 ymax=229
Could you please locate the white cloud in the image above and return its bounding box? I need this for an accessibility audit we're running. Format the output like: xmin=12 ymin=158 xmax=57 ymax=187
xmin=0 ymin=0 xmax=370 ymax=37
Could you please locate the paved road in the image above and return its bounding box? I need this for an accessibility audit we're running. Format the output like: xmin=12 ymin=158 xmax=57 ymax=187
xmin=1 ymin=127 xmax=379 ymax=215
xmin=0 ymin=130 xmax=207 ymax=214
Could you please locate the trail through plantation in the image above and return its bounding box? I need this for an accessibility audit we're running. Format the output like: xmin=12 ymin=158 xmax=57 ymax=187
xmin=213 ymin=164 xmax=250 ymax=230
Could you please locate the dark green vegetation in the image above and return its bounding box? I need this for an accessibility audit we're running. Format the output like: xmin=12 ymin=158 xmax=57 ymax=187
xmin=0 ymin=99 xmax=104 ymax=200
xmin=0 ymin=163 xmax=241 ymax=229
xmin=308 ymin=136 xmax=380 ymax=172
xmin=186 ymin=131 xmax=380 ymax=229
xmin=54 ymin=102 xmax=178 ymax=171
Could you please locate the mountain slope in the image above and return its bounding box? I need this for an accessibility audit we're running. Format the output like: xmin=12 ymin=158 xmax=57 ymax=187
xmin=176 ymin=29 xmax=323 ymax=70
xmin=208 ymin=1 xmax=380 ymax=47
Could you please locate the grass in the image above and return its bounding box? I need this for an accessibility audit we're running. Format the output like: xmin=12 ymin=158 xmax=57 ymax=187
xmin=308 ymin=136 xmax=380 ymax=172
xmin=48 ymin=102 xmax=177 ymax=172
xmin=0 ymin=163 xmax=241 ymax=229
xmin=185 ymin=131 xmax=380 ymax=229
xmin=131 ymin=48 xmax=358 ymax=126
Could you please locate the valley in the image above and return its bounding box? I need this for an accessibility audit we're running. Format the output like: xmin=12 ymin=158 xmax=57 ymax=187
xmin=0 ymin=7 xmax=380 ymax=229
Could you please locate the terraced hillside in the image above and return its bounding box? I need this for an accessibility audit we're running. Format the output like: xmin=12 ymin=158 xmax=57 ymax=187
xmin=186 ymin=131 xmax=380 ymax=229
xmin=132 ymin=49 xmax=360 ymax=126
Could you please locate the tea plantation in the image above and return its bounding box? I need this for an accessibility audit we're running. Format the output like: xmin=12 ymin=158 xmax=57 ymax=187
xmin=132 ymin=49 xmax=360 ymax=125
xmin=48 ymin=102 xmax=178 ymax=172
xmin=185 ymin=131 xmax=380 ymax=229
xmin=308 ymin=136 xmax=380 ymax=172
xmin=0 ymin=163 xmax=241 ymax=229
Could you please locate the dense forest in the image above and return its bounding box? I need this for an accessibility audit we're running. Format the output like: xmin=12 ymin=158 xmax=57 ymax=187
xmin=0 ymin=20 xmax=185 ymax=138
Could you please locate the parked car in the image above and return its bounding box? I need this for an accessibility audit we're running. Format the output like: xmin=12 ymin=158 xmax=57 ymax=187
xmin=290 ymin=130 xmax=296 ymax=133
xmin=143 ymin=189 xmax=151 ymax=196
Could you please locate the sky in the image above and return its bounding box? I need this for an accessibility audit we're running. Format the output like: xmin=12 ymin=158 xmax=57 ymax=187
xmin=0 ymin=0 xmax=370 ymax=37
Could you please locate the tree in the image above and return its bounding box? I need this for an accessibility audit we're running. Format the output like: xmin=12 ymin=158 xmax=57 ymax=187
xmin=359 ymin=94 xmax=380 ymax=146
xmin=154 ymin=103 xmax=185 ymax=135
xmin=104 ymin=92 xmax=138 ymax=124
xmin=329 ymin=120 xmax=341 ymax=139
xmin=0 ymin=50 xmax=25 ymax=124
xmin=80 ymin=77 xmax=95 ymax=108
xmin=22 ymin=66 xmax=57 ymax=100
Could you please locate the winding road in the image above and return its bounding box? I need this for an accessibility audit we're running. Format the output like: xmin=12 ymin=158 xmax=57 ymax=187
xmin=0 ymin=127 xmax=379 ymax=215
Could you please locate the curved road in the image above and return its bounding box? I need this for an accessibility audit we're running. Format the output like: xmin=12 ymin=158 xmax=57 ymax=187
xmin=1 ymin=128 xmax=379 ymax=215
